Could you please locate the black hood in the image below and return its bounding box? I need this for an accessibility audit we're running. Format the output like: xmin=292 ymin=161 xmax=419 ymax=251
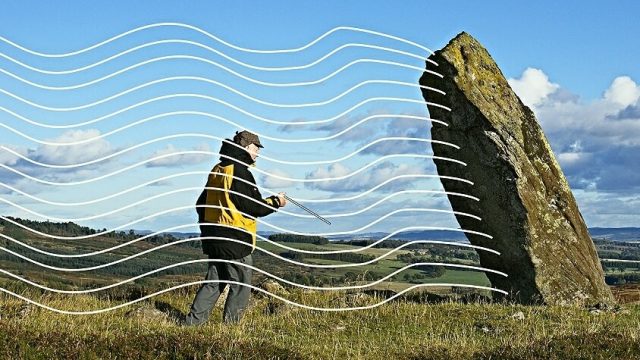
xmin=219 ymin=139 xmax=254 ymax=167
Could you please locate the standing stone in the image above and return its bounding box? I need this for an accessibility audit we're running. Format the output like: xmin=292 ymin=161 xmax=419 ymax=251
xmin=419 ymin=32 xmax=614 ymax=305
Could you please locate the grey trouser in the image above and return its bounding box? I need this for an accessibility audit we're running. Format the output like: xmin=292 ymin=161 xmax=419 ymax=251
xmin=184 ymin=254 xmax=253 ymax=325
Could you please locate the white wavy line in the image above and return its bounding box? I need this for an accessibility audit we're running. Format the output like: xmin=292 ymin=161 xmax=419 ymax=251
xmin=0 ymin=57 xmax=441 ymax=96
xmin=0 ymin=79 xmax=442 ymax=125
xmin=0 ymin=223 xmax=496 ymax=259
xmin=0 ymin=173 xmax=472 ymax=207
xmin=0 ymin=100 xmax=445 ymax=132
xmin=0 ymin=40 xmax=437 ymax=75
xmin=0 ymin=23 xmax=436 ymax=57
xmin=0 ymin=257 xmax=506 ymax=295
xmin=0 ymin=235 xmax=502 ymax=274
xmin=0 ymin=153 xmax=464 ymax=186
xmin=0 ymin=78 xmax=443 ymax=116
xmin=0 ymin=89 xmax=449 ymax=121
xmin=0 ymin=202 xmax=493 ymax=240
xmin=0 ymin=282 xmax=508 ymax=315
xmin=1 ymin=188 xmax=480 ymax=223
xmin=0 ymin=205 xmax=493 ymax=240
xmin=2 ymin=188 xmax=479 ymax=232
xmin=1 ymin=136 xmax=458 ymax=169
xmin=600 ymin=259 xmax=640 ymax=263
xmin=0 ymin=111 xmax=445 ymax=142
xmin=0 ymin=153 xmax=462 ymax=187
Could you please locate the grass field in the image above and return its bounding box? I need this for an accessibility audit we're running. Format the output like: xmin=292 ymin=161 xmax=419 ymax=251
xmin=2 ymin=225 xmax=640 ymax=358
xmin=1 ymin=284 xmax=639 ymax=359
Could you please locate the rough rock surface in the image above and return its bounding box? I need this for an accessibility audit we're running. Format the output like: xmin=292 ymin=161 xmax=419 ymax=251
xmin=419 ymin=32 xmax=614 ymax=305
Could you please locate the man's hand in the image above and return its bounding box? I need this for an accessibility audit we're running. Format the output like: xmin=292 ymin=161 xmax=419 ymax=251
xmin=277 ymin=192 xmax=287 ymax=207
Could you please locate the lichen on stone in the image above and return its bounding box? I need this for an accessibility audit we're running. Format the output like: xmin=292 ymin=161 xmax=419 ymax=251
xmin=419 ymin=32 xmax=614 ymax=306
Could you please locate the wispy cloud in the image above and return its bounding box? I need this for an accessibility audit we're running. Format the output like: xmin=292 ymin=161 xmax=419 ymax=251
xmin=360 ymin=116 xmax=432 ymax=156
xmin=510 ymin=69 xmax=640 ymax=193
xmin=1 ymin=129 xmax=117 ymax=187
xmin=260 ymin=168 xmax=295 ymax=189
xmin=304 ymin=161 xmax=426 ymax=193
xmin=276 ymin=109 xmax=386 ymax=144
xmin=0 ymin=148 xmax=22 ymax=166
xmin=277 ymin=108 xmax=433 ymax=156
xmin=31 ymin=129 xmax=113 ymax=165
xmin=145 ymin=143 xmax=213 ymax=167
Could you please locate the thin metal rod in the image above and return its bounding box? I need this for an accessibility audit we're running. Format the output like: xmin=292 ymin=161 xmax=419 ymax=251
xmin=283 ymin=194 xmax=331 ymax=225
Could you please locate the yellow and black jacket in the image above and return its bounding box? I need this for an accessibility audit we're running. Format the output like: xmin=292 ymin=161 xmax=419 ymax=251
xmin=196 ymin=139 xmax=281 ymax=259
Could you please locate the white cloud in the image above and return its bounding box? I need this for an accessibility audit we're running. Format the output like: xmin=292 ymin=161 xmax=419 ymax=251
xmin=305 ymin=161 xmax=418 ymax=193
xmin=361 ymin=115 xmax=432 ymax=156
xmin=604 ymin=76 xmax=640 ymax=107
xmin=0 ymin=149 xmax=21 ymax=166
xmin=307 ymin=163 xmax=351 ymax=179
xmin=1 ymin=130 xmax=115 ymax=186
xmin=518 ymin=69 xmax=640 ymax=195
xmin=571 ymin=190 xmax=640 ymax=227
xmin=35 ymin=129 xmax=113 ymax=165
xmin=146 ymin=143 xmax=212 ymax=167
xmin=522 ymin=70 xmax=640 ymax=148
xmin=556 ymin=141 xmax=591 ymax=168
xmin=277 ymin=108 xmax=388 ymax=144
xmin=508 ymin=67 xmax=560 ymax=108
xmin=568 ymin=140 xmax=582 ymax=152
xmin=557 ymin=151 xmax=590 ymax=167
xmin=0 ymin=177 xmax=40 ymax=195
xmin=261 ymin=168 xmax=295 ymax=189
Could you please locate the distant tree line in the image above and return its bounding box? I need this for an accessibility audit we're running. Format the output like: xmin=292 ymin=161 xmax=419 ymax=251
xmin=145 ymin=233 xmax=203 ymax=250
xmin=0 ymin=217 xmax=202 ymax=250
xmin=602 ymin=262 xmax=640 ymax=271
xmin=396 ymin=249 xmax=478 ymax=263
xmin=594 ymin=239 xmax=640 ymax=248
xmin=1 ymin=217 xmax=97 ymax=237
xmin=279 ymin=250 xmax=375 ymax=263
xmin=601 ymin=261 xmax=640 ymax=285
xmin=337 ymin=239 xmax=435 ymax=249
xmin=335 ymin=239 xmax=480 ymax=261
xmin=275 ymin=270 xmax=382 ymax=287
xmin=598 ymin=251 xmax=640 ymax=261
xmin=401 ymin=266 xmax=446 ymax=282
xmin=0 ymin=238 xmax=207 ymax=278
xmin=268 ymin=233 xmax=329 ymax=245
xmin=605 ymin=274 xmax=640 ymax=285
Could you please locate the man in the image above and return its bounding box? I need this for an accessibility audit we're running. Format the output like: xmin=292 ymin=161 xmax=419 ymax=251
xmin=184 ymin=130 xmax=287 ymax=325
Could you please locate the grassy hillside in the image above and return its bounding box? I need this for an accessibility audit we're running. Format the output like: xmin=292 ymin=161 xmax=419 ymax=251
xmin=1 ymin=284 xmax=639 ymax=359
xmin=3 ymin=219 xmax=640 ymax=358
xmin=0 ymin=218 xmax=491 ymax=296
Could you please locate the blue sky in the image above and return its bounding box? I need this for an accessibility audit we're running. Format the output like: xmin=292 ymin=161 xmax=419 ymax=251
xmin=1 ymin=1 xmax=639 ymax=235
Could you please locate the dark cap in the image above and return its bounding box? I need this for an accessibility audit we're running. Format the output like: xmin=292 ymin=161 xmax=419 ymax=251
xmin=233 ymin=130 xmax=263 ymax=148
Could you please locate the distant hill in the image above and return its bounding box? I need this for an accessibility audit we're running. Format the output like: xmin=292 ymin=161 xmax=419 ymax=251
xmin=4 ymin=216 xmax=640 ymax=290
xmin=299 ymin=229 xmax=640 ymax=243
xmin=324 ymin=231 xmax=468 ymax=242
xmin=155 ymin=228 xmax=640 ymax=242
xmin=588 ymin=228 xmax=640 ymax=241
xmin=4 ymin=216 xmax=638 ymax=243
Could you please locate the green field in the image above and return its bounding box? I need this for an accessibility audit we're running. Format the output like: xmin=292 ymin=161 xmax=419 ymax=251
xmin=2 ymin=222 xmax=640 ymax=358
xmin=1 ymin=284 xmax=638 ymax=359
